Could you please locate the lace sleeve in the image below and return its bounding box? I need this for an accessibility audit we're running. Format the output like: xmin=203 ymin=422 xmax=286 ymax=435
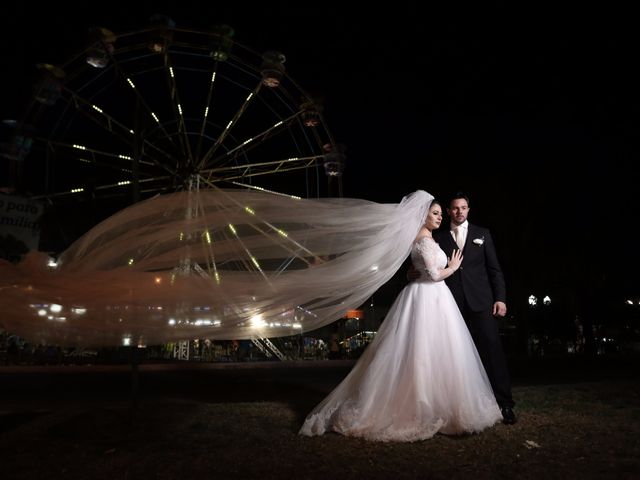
xmin=415 ymin=238 xmax=444 ymax=281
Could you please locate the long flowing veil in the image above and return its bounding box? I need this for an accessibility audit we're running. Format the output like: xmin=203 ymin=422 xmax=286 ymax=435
xmin=0 ymin=188 xmax=433 ymax=346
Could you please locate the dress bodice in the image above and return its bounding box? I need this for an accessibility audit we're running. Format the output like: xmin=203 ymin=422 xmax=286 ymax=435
xmin=411 ymin=236 xmax=447 ymax=282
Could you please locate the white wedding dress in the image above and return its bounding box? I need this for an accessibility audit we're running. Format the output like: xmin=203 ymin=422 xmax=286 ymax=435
xmin=299 ymin=236 xmax=502 ymax=442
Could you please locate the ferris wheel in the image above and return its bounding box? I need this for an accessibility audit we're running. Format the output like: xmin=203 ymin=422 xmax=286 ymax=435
xmin=8 ymin=18 xmax=344 ymax=210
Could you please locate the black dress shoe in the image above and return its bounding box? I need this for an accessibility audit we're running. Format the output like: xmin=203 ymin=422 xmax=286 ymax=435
xmin=500 ymin=406 xmax=517 ymax=425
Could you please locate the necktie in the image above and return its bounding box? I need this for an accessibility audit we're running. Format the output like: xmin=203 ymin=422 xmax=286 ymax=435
xmin=454 ymin=227 xmax=464 ymax=250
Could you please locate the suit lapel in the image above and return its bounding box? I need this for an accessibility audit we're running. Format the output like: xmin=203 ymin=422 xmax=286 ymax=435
xmin=465 ymin=224 xmax=479 ymax=254
xmin=438 ymin=228 xmax=458 ymax=254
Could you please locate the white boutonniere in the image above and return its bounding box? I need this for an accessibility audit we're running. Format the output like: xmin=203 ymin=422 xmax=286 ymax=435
xmin=473 ymin=237 xmax=485 ymax=246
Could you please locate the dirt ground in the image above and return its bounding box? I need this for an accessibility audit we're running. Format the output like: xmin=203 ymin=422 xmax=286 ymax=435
xmin=1 ymin=357 xmax=638 ymax=479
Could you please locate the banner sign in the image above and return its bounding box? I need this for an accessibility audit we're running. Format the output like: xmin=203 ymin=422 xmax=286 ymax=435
xmin=0 ymin=194 xmax=44 ymax=250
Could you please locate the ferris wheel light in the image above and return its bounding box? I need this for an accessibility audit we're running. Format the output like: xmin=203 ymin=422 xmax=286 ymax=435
xmin=72 ymin=144 xmax=87 ymax=150
xmin=126 ymin=78 xmax=136 ymax=89
xmin=91 ymin=104 xmax=103 ymax=113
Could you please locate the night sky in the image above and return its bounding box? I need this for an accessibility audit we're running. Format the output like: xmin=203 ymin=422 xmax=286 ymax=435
xmin=2 ymin=3 xmax=638 ymax=324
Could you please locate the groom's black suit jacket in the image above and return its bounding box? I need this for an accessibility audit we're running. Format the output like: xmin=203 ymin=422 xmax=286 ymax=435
xmin=433 ymin=224 xmax=506 ymax=313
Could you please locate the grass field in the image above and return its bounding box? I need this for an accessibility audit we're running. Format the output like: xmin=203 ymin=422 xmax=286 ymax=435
xmin=1 ymin=358 xmax=638 ymax=479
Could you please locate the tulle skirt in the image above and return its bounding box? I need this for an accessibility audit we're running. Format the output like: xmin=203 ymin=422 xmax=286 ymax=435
xmin=299 ymin=280 xmax=502 ymax=442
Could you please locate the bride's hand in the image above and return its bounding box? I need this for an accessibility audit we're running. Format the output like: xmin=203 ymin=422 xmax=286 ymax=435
xmin=448 ymin=249 xmax=463 ymax=271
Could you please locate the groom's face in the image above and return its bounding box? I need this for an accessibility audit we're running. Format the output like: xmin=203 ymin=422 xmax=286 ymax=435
xmin=447 ymin=199 xmax=469 ymax=226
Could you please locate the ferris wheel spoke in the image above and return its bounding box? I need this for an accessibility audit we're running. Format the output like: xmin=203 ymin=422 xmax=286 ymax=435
xmin=105 ymin=53 xmax=180 ymax=150
xmin=203 ymin=110 xmax=303 ymax=170
xmin=213 ymin=187 xmax=317 ymax=265
xmin=162 ymin=51 xmax=195 ymax=166
xmin=62 ymin=88 xmax=135 ymax=140
xmin=33 ymin=136 xmax=181 ymax=192
xmin=195 ymin=64 xmax=219 ymax=163
xmin=138 ymin=138 xmax=181 ymax=175
xmin=34 ymin=137 xmax=158 ymax=168
xmin=60 ymin=88 xmax=180 ymax=177
xmin=93 ymin=174 xmax=174 ymax=193
xmin=30 ymin=172 xmax=176 ymax=201
xmin=197 ymin=82 xmax=263 ymax=170
xmin=200 ymin=155 xmax=320 ymax=184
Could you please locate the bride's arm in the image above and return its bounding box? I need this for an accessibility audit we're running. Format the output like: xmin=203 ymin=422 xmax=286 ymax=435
xmin=422 ymin=246 xmax=463 ymax=282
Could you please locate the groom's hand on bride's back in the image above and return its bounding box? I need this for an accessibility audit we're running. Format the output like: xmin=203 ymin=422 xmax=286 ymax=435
xmin=406 ymin=265 xmax=421 ymax=282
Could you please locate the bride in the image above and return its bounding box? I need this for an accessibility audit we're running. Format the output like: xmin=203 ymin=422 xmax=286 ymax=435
xmin=299 ymin=199 xmax=502 ymax=442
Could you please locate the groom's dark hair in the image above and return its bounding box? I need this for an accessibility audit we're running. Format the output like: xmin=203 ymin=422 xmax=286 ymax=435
xmin=448 ymin=191 xmax=469 ymax=206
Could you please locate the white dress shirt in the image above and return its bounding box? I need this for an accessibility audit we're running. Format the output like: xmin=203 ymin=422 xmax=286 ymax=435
xmin=450 ymin=221 xmax=468 ymax=249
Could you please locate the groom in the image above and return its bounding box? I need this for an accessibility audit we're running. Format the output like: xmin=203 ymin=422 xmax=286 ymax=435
xmin=433 ymin=192 xmax=516 ymax=424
